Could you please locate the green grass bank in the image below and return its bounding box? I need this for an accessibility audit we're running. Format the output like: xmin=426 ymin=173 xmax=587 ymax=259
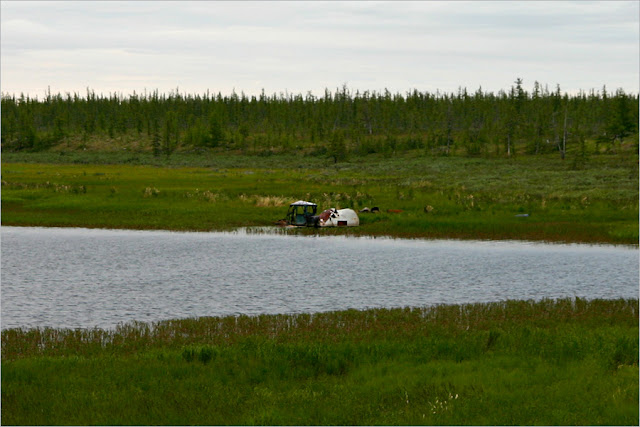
xmin=2 ymin=151 xmax=638 ymax=244
xmin=2 ymin=299 xmax=638 ymax=425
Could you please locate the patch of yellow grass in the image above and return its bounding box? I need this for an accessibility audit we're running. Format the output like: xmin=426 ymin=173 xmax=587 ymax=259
xmin=254 ymin=195 xmax=289 ymax=207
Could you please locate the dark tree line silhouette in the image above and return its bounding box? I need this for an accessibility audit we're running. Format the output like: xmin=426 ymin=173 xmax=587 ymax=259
xmin=1 ymin=80 xmax=637 ymax=159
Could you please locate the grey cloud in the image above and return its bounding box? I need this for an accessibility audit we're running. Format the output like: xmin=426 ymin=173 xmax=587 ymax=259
xmin=1 ymin=1 xmax=637 ymax=97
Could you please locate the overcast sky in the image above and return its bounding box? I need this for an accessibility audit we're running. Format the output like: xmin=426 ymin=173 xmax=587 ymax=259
xmin=1 ymin=1 xmax=638 ymax=99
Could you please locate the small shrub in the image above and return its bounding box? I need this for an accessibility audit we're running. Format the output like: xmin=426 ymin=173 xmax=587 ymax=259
xmin=198 ymin=346 xmax=218 ymax=364
xmin=181 ymin=345 xmax=218 ymax=364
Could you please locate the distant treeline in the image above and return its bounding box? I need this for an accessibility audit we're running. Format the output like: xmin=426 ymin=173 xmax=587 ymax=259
xmin=1 ymin=80 xmax=638 ymax=159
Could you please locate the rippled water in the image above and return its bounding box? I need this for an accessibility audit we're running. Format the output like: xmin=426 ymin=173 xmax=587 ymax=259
xmin=1 ymin=226 xmax=638 ymax=330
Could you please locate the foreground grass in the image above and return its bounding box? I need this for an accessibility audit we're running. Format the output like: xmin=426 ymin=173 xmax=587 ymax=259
xmin=2 ymin=152 xmax=638 ymax=244
xmin=2 ymin=299 xmax=638 ymax=425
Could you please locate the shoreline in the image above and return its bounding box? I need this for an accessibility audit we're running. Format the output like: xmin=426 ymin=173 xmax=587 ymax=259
xmin=2 ymin=221 xmax=637 ymax=247
xmin=2 ymin=223 xmax=638 ymax=249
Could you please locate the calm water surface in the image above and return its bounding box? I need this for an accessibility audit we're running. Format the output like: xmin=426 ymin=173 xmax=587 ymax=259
xmin=1 ymin=226 xmax=638 ymax=330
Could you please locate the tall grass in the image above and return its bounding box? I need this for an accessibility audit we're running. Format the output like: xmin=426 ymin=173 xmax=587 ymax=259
xmin=3 ymin=298 xmax=637 ymax=360
xmin=2 ymin=299 xmax=638 ymax=425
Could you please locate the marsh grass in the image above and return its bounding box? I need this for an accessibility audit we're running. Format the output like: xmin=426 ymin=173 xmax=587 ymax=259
xmin=2 ymin=153 xmax=638 ymax=244
xmin=2 ymin=298 xmax=634 ymax=361
xmin=2 ymin=299 xmax=638 ymax=425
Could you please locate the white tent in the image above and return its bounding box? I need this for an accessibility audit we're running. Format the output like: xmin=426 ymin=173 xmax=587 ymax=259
xmin=319 ymin=208 xmax=360 ymax=227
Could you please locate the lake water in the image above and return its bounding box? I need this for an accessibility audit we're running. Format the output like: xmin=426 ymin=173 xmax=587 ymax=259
xmin=1 ymin=226 xmax=638 ymax=330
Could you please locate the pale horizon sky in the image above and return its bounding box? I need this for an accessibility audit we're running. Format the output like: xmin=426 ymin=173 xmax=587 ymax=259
xmin=1 ymin=1 xmax=638 ymax=99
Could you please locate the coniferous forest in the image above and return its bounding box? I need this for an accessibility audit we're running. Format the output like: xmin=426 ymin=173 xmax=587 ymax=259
xmin=1 ymin=80 xmax=638 ymax=160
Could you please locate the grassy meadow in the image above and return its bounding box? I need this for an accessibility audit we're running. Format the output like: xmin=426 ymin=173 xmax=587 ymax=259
xmin=1 ymin=151 xmax=638 ymax=244
xmin=2 ymin=299 xmax=638 ymax=425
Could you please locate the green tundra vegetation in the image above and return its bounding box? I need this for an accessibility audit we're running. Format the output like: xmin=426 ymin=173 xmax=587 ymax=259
xmin=1 ymin=153 xmax=638 ymax=244
xmin=2 ymin=299 xmax=638 ymax=425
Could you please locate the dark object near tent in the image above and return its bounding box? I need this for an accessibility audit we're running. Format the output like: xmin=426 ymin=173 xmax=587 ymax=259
xmin=285 ymin=201 xmax=318 ymax=226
